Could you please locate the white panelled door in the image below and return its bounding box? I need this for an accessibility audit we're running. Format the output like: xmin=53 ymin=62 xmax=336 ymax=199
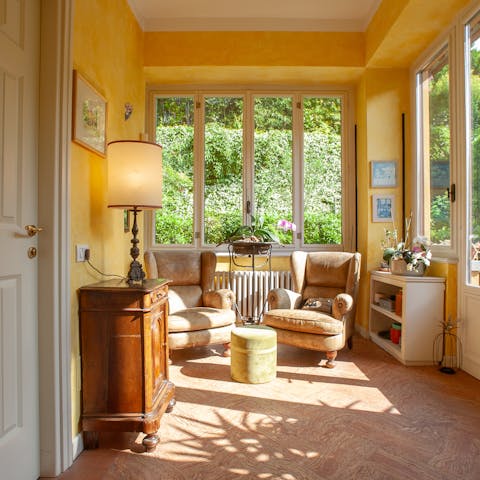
xmin=0 ymin=1 xmax=40 ymax=478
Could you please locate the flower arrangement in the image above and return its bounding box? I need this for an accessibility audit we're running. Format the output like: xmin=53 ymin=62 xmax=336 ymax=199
xmin=381 ymin=213 xmax=432 ymax=274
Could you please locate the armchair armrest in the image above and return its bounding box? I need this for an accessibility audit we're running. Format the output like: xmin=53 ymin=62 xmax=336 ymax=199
xmin=267 ymin=288 xmax=302 ymax=310
xmin=332 ymin=293 xmax=354 ymax=320
xmin=203 ymin=289 xmax=235 ymax=310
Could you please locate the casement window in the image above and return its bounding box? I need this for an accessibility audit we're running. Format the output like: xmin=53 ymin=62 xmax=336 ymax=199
xmin=415 ymin=44 xmax=454 ymax=253
xmin=465 ymin=12 xmax=480 ymax=286
xmin=148 ymin=89 xmax=355 ymax=252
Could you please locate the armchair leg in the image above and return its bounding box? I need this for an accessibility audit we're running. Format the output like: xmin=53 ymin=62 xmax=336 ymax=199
xmin=222 ymin=342 xmax=231 ymax=357
xmin=325 ymin=350 xmax=337 ymax=369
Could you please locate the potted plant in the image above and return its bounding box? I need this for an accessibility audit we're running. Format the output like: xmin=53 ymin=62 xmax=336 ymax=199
xmin=381 ymin=213 xmax=432 ymax=276
xmin=222 ymin=215 xmax=296 ymax=255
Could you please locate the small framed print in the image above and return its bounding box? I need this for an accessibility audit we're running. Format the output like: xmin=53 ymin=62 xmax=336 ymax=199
xmin=72 ymin=70 xmax=107 ymax=156
xmin=371 ymin=160 xmax=397 ymax=188
xmin=372 ymin=194 xmax=394 ymax=222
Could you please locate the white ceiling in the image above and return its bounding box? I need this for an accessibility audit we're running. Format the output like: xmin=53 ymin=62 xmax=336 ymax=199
xmin=127 ymin=0 xmax=382 ymax=32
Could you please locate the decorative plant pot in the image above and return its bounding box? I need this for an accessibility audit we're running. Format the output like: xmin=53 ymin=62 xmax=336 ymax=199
xmin=390 ymin=258 xmax=426 ymax=277
xmin=230 ymin=240 xmax=272 ymax=256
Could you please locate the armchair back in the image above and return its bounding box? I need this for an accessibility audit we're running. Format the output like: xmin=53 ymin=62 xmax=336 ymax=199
xmin=144 ymin=251 xmax=217 ymax=313
xmin=291 ymin=251 xmax=360 ymax=303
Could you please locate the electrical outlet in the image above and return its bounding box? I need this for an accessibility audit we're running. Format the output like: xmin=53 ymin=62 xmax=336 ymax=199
xmin=76 ymin=244 xmax=89 ymax=262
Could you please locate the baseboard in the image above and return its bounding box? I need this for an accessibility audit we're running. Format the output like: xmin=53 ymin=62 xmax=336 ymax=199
xmin=72 ymin=432 xmax=84 ymax=461
xmin=355 ymin=324 xmax=369 ymax=339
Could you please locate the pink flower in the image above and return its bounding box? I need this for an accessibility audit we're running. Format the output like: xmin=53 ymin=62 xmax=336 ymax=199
xmin=277 ymin=219 xmax=297 ymax=232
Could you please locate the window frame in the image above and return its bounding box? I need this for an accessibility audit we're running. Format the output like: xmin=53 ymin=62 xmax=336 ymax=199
xmin=145 ymin=85 xmax=356 ymax=254
xmin=412 ymin=31 xmax=459 ymax=262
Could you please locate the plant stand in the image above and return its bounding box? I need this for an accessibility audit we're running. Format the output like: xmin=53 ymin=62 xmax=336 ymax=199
xmin=228 ymin=241 xmax=273 ymax=325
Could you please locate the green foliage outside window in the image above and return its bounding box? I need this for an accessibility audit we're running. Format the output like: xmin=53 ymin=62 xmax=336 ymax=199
xmin=154 ymin=95 xmax=343 ymax=246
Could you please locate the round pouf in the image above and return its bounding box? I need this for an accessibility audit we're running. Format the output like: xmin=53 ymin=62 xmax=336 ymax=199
xmin=230 ymin=325 xmax=277 ymax=384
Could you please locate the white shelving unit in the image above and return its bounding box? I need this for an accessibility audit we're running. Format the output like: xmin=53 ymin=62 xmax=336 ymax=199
xmin=369 ymin=270 xmax=445 ymax=365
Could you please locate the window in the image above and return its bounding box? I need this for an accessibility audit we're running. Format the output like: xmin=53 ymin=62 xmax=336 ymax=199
xmin=416 ymin=45 xmax=453 ymax=250
xmin=150 ymin=89 xmax=354 ymax=251
xmin=466 ymin=13 xmax=480 ymax=286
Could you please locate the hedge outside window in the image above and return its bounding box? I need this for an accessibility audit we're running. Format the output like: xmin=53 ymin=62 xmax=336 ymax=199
xmin=151 ymin=90 xmax=353 ymax=250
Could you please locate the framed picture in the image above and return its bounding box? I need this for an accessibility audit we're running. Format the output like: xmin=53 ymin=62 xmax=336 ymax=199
xmin=72 ymin=70 xmax=107 ymax=156
xmin=372 ymin=194 xmax=394 ymax=222
xmin=371 ymin=160 xmax=397 ymax=188
xmin=123 ymin=210 xmax=130 ymax=233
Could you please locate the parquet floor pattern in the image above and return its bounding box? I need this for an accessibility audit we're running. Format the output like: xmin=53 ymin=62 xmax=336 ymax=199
xmin=56 ymin=336 xmax=480 ymax=479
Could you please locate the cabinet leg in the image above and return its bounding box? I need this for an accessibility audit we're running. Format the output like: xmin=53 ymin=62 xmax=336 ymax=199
xmin=83 ymin=431 xmax=99 ymax=449
xmin=142 ymin=433 xmax=160 ymax=452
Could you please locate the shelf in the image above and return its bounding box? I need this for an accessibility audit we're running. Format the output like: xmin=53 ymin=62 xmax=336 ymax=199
xmin=371 ymin=304 xmax=402 ymax=323
xmin=370 ymin=331 xmax=402 ymax=361
xmin=369 ymin=270 xmax=445 ymax=366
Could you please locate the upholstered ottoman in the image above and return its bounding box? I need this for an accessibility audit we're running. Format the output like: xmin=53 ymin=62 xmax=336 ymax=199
xmin=230 ymin=325 xmax=277 ymax=384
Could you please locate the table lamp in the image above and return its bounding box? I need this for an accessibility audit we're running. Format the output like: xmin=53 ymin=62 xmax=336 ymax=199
xmin=107 ymin=140 xmax=162 ymax=285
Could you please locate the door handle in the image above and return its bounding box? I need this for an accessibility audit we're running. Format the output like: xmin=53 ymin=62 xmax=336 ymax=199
xmin=25 ymin=225 xmax=44 ymax=237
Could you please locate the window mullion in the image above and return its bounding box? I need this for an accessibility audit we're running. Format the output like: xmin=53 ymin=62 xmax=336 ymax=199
xmin=194 ymin=94 xmax=204 ymax=247
xmin=244 ymin=92 xmax=254 ymax=223
xmin=292 ymin=93 xmax=303 ymax=249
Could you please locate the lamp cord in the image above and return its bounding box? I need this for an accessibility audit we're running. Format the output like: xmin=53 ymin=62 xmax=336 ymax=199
xmin=85 ymin=255 xmax=126 ymax=280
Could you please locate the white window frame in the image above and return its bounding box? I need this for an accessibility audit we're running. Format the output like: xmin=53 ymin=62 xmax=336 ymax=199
xmin=412 ymin=29 xmax=459 ymax=262
xmin=145 ymin=85 xmax=356 ymax=253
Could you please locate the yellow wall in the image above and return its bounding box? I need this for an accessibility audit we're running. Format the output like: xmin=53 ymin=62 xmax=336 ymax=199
xmin=71 ymin=0 xmax=145 ymax=436
xmin=144 ymin=31 xmax=364 ymax=67
xmin=355 ymin=68 xmax=410 ymax=332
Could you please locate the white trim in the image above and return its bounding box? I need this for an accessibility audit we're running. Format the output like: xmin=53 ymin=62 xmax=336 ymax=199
xmin=411 ymin=28 xmax=458 ymax=261
xmin=38 ymin=0 xmax=73 ymax=475
xmin=72 ymin=433 xmax=84 ymax=462
xmin=141 ymin=17 xmax=370 ymax=32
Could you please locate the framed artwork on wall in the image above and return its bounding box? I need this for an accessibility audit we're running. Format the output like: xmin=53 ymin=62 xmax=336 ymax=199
xmin=372 ymin=194 xmax=394 ymax=222
xmin=371 ymin=160 xmax=397 ymax=188
xmin=72 ymin=70 xmax=107 ymax=156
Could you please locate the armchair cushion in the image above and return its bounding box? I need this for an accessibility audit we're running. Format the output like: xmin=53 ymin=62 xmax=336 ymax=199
xmin=169 ymin=307 xmax=236 ymax=333
xmin=264 ymin=309 xmax=343 ymax=336
xmin=169 ymin=286 xmax=203 ymax=313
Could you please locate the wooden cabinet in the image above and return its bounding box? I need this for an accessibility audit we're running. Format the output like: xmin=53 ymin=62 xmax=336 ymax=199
xmin=79 ymin=279 xmax=175 ymax=451
xmin=369 ymin=271 xmax=445 ymax=365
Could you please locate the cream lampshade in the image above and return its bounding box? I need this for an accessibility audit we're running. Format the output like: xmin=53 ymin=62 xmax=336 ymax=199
xmin=107 ymin=140 xmax=162 ymax=285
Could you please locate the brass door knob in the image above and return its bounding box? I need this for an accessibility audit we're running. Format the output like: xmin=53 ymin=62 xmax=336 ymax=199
xmin=25 ymin=225 xmax=44 ymax=237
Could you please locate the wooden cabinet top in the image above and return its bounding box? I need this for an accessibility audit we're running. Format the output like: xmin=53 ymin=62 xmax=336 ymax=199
xmin=79 ymin=278 xmax=170 ymax=294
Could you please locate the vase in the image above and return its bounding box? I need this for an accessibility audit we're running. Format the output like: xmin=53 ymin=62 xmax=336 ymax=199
xmin=390 ymin=258 xmax=425 ymax=276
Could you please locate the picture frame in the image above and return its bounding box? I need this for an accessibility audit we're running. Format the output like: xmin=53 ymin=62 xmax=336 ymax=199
xmin=124 ymin=210 xmax=130 ymax=233
xmin=72 ymin=70 xmax=107 ymax=156
xmin=372 ymin=194 xmax=394 ymax=222
xmin=371 ymin=160 xmax=397 ymax=188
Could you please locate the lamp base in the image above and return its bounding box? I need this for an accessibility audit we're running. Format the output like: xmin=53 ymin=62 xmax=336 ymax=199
xmin=127 ymin=259 xmax=146 ymax=286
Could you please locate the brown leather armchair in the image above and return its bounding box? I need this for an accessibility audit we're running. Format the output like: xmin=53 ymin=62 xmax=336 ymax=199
xmin=263 ymin=251 xmax=361 ymax=368
xmin=144 ymin=250 xmax=236 ymax=357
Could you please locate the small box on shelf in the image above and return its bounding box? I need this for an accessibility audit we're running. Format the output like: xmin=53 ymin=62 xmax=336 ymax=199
xmin=378 ymin=297 xmax=395 ymax=311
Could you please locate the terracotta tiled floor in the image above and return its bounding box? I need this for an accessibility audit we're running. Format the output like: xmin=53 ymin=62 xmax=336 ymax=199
xmin=53 ymin=337 xmax=480 ymax=480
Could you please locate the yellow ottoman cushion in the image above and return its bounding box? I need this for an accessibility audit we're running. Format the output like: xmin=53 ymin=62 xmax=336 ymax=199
xmin=231 ymin=325 xmax=277 ymax=384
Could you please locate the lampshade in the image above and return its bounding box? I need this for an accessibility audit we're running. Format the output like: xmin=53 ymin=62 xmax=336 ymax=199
xmin=107 ymin=140 xmax=162 ymax=209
